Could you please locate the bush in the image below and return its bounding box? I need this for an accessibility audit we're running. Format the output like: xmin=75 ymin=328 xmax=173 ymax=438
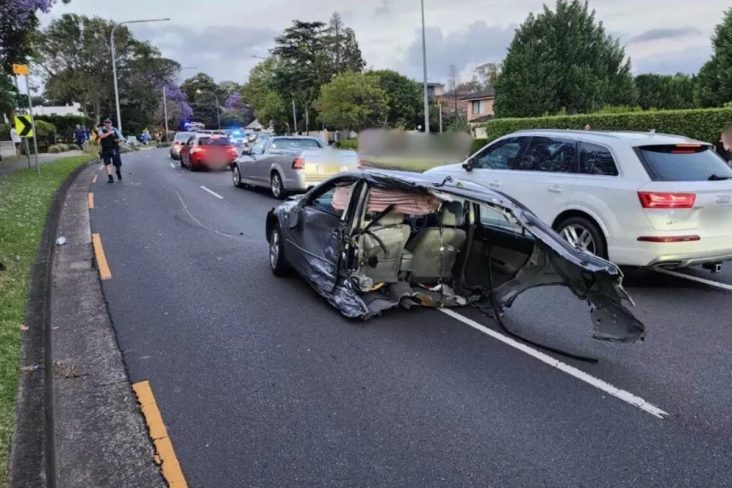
xmin=483 ymin=107 xmax=732 ymax=143
xmin=0 ymin=123 xmax=9 ymax=140
xmin=48 ymin=145 xmax=63 ymax=153
xmin=470 ymin=138 xmax=488 ymax=154
xmin=34 ymin=114 xmax=94 ymax=142
xmin=28 ymin=120 xmax=56 ymax=152
xmin=336 ymin=138 xmax=358 ymax=150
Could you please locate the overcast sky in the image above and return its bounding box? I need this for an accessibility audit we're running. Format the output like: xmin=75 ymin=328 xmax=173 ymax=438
xmin=39 ymin=0 xmax=730 ymax=85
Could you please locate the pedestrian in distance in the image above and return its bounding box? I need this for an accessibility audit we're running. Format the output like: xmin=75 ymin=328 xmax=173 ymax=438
xmin=73 ymin=124 xmax=86 ymax=150
xmin=98 ymin=118 xmax=125 ymax=183
xmin=10 ymin=126 xmax=21 ymax=156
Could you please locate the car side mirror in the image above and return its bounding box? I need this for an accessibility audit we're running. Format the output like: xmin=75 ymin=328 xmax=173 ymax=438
xmin=241 ymin=148 xmax=251 ymax=156
xmin=463 ymin=158 xmax=474 ymax=172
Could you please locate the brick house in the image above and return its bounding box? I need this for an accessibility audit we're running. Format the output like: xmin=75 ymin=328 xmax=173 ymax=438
xmin=460 ymin=88 xmax=495 ymax=138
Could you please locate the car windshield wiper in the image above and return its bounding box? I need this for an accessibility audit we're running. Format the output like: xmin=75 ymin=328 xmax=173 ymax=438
xmin=708 ymin=174 xmax=732 ymax=181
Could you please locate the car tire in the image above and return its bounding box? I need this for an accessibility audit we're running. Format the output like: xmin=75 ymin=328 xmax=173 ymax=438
xmin=270 ymin=172 xmax=286 ymax=199
xmin=269 ymin=222 xmax=290 ymax=276
xmin=189 ymin=159 xmax=198 ymax=172
xmin=556 ymin=216 xmax=607 ymax=259
xmin=233 ymin=165 xmax=243 ymax=188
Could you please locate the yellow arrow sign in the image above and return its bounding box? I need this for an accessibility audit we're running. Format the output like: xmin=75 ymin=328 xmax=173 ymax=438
xmin=12 ymin=64 xmax=29 ymax=76
xmin=15 ymin=115 xmax=34 ymax=137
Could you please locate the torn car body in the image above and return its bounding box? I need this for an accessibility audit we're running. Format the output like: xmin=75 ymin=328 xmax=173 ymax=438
xmin=266 ymin=170 xmax=645 ymax=343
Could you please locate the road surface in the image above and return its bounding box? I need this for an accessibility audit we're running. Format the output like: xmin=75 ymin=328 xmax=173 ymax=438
xmin=89 ymin=149 xmax=732 ymax=487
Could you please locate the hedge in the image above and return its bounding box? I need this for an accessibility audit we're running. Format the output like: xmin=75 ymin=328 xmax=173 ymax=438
xmin=34 ymin=114 xmax=94 ymax=143
xmin=336 ymin=138 xmax=358 ymax=150
xmin=483 ymin=107 xmax=732 ymax=144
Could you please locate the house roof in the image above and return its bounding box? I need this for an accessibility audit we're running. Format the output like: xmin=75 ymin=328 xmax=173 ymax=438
xmin=460 ymin=88 xmax=496 ymax=101
xmin=469 ymin=114 xmax=495 ymax=123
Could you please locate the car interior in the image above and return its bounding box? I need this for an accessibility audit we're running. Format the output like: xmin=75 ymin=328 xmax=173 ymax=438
xmin=330 ymin=183 xmax=537 ymax=311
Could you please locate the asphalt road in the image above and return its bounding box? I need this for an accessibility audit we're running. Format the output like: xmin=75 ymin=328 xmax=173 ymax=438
xmin=90 ymin=149 xmax=732 ymax=487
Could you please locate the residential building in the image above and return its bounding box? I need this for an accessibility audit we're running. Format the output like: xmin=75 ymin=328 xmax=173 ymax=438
xmin=460 ymin=89 xmax=496 ymax=138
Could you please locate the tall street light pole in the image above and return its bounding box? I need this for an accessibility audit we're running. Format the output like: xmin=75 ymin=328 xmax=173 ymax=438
xmin=421 ymin=0 xmax=430 ymax=134
xmin=111 ymin=17 xmax=169 ymax=134
xmin=197 ymin=89 xmax=221 ymax=130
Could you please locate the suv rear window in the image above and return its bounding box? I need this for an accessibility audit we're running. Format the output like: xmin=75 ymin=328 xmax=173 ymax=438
xmin=637 ymin=145 xmax=732 ymax=181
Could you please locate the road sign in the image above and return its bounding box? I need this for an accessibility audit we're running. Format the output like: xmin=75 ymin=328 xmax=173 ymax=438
xmin=12 ymin=64 xmax=29 ymax=76
xmin=15 ymin=115 xmax=34 ymax=137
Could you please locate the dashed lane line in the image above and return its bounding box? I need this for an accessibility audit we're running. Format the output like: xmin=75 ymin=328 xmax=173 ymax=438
xmin=87 ymin=192 xmax=94 ymax=209
xmin=170 ymin=162 xmax=175 ymax=168
xmin=652 ymin=267 xmax=732 ymax=291
xmin=200 ymin=185 xmax=224 ymax=200
xmin=439 ymin=308 xmax=669 ymax=419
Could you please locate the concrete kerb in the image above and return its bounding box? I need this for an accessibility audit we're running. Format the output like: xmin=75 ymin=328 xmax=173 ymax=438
xmin=8 ymin=160 xmax=165 ymax=487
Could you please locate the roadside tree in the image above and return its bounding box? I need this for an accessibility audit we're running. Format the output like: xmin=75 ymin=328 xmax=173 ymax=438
xmin=369 ymin=69 xmax=422 ymax=129
xmin=314 ymin=71 xmax=388 ymax=131
xmin=636 ymin=73 xmax=696 ymax=110
xmin=695 ymin=8 xmax=732 ymax=107
xmin=494 ymin=0 xmax=636 ymax=117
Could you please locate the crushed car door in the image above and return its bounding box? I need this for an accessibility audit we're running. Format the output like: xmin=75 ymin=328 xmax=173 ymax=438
xmin=287 ymin=181 xmax=353 ymax=291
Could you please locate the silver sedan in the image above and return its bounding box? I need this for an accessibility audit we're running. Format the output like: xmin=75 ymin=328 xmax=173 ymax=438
xmin=231 ymin=136 xmax=359 ymax=199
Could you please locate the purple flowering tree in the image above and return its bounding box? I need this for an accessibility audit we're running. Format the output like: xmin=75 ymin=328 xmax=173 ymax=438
xmin=222 ymin=91 xmax=254 ymax=127
xmin=163 ymin=81 xmax=194 ymax=129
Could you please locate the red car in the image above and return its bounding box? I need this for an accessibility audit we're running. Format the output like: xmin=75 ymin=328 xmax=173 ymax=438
xmin=179 ymin=134 xmax=238 ymax=171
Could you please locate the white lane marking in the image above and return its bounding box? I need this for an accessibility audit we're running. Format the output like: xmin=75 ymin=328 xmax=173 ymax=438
xmin=652 ymin=267 xmax=732 ymax=291
xmin=200 ymin=185 xmax=223 ymax=200
xmin=169 ymin=162 xmax=175 ymax=168
xmin=438 ymin=308 xmax=669 ymax=419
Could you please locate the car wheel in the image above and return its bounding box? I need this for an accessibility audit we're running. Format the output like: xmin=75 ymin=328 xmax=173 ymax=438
xmin=232 ymin=165 xmax=243 ymax=188
xmin=557 ymin=216 xmax=607 ymax=258
xmin=189 ymin=158 xmax=197 ymax=172
xmin=270 ymin=172 xmax=286 ymax=199
xmin=269 ymin=222 xmax=290 ymax=276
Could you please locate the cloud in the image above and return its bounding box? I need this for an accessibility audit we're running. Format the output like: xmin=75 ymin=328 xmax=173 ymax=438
xmin=132 ymin=24 xmax=279 ymax=83
xmin=374 ymin=0 xmax=391 ymax=16
xmin=396 ymin=21 xmax=516 ymax=83
xmin=632 ymin=45 xmax=711 ymax=74
xmin=628 ymin=27 xmax=702 ymax=45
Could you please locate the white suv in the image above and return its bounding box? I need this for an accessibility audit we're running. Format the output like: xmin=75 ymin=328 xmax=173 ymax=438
xmin=426 ymin=130 xmax=732 ymax=268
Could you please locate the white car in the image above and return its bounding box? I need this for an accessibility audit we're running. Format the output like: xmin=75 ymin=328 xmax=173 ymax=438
xmin=426 ymin=130 xmax=732 ymax=269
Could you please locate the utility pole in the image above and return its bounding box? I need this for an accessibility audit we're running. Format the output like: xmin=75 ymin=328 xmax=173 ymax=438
xmin=162 ymin=86 xmax=169 ymax=142
xmin=439 ymin=102 xmax=443 ymax=133
xmin=421 ymin=0 xmax=430 ymax=133
xmin=24 ymin=73 xmax=40 ymax=175
xmin=12 ymin=75 xmax=31 ymax=169
xmin=111 ymin=18 xmax=169 ymax=134
xmin=291 ymin=97 xmax=298 ymax=134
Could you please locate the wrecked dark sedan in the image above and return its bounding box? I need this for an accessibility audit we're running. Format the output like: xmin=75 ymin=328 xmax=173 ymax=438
xmin=265 ymin=170 xmax=646 ymax=343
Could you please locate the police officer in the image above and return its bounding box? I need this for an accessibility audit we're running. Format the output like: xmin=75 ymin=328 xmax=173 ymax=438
xmin=98 ymin=118 xmax=124 ymax=183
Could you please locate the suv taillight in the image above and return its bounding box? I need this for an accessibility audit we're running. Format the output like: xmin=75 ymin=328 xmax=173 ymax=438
xmin=637 ymin=191 xmax=696 ymax=209
xmin=292 ymin=156 xmax=305 ymax=169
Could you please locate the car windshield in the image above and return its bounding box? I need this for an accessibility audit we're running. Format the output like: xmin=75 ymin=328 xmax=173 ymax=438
xmin=271 ymin=138 xmax=322 ymax=150
xmin=199 ymin=137 xmax=232 ymax=146
xmin=174 ymin=133 xmax=192 ymax=141
xmin=637 ymin=145 xmax=732 ymax=181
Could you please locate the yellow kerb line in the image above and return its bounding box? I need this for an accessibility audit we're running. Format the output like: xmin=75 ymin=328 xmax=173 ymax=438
xmin=91 ymin=233 xmax=111 ymax=280
xmin=132 ymin=381 xmax=188 ymax=488
xmin=87 ymin=192 xmax=94 ymax=209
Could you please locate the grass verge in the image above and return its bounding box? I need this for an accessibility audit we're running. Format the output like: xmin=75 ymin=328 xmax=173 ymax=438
xmin=0 ymin=155 xmax=93 ymax=484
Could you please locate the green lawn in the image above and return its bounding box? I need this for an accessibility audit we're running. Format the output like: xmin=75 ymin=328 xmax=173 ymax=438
xmin=0 ymin=155 xmax=93 ymax=484
xmin=360 ymin=155 xmax=460 ymax=172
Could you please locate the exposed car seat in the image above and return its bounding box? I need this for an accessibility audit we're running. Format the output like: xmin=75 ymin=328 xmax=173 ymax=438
xmin=359 ymin=212 xmax=411 ymax=284
xmin=403 ymin=201 xmax=467 ymax=283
